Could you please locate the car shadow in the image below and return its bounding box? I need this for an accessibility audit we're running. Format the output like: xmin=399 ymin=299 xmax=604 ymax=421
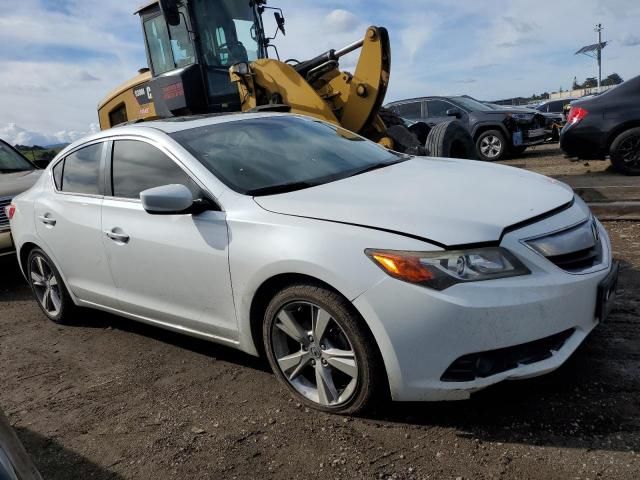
xmin=14 ymin=426 xmax=126 ymax=480
xmin=0 ymin=256 xmax=33 ymax=302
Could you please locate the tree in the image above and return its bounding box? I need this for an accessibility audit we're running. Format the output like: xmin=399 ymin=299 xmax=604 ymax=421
xmin=582 ymin=77 xmax=598 ymax=88
xmin=602 ymin=73 xmax=623 ymax=86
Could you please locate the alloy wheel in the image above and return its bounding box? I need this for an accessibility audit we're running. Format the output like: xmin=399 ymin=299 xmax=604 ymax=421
xmin=480 ymin=135 xmax=503 ymax=159
xmin=29 ymin=255 xmax=62 ymax=317
xmin=270 ymin=301 xmax=358 ymax=406
xmin=618 ymin=134 xmax=640 ymax=169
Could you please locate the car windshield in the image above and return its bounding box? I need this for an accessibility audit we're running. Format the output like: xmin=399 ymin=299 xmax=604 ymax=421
xmin=170 ymin=115 xmax=405 ymax=195
xmin=0 ymin=142 xmax=34 ymax=172
xmin=449 ymin=96 xmax=494 ymax=112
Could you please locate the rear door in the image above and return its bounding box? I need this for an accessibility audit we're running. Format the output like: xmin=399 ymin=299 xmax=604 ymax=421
xmin=101 ymin=138 xmax=237 ymax=341
xmin=394 ymin=101 xmax=423 ymax=122
xmin=425 ymin=99 xmax=465 ymax=127
xmin=34 ymin=141 xmax=118 ymax=306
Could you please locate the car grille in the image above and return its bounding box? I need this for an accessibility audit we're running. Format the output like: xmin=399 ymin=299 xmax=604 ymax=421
xmin=525 ymin=218 xmax=603 ymax=273
xmin=0 ymin=196 xmax=12 ymax=230
xmin=441 ymin=329 xmax=574 ymax=382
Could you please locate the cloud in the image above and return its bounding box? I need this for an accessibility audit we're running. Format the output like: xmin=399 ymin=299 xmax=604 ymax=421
xmin=620 ymin=33 xmax=640 ymax=46
xmin=0 ymin=123 xmax=99 ymax=146
xmin=324 ymin=9 xmax=360 ymax=34
xmin=2 ymin=0 xmax=640 ymax=144
xmin=502 ymin=16 xmax=536 ymax=34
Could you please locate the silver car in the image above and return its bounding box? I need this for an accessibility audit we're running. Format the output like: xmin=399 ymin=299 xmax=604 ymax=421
xmin=8 ymin=113 xmax=616 ymax=414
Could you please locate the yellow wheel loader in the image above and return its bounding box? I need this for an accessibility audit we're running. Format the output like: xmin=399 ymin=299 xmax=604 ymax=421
xmin=98 ymin=0 xmax=475 ymax=158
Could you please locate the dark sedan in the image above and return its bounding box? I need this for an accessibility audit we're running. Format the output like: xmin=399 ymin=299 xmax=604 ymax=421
xmin=561 ymin=75 xmax=640 ymax=175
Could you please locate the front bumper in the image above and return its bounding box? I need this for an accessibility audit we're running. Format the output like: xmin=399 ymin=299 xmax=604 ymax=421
xmin=353 ymin=202 xmax=614 ymax=402
xmin=0 ymin=230 xmax=15 ymax=256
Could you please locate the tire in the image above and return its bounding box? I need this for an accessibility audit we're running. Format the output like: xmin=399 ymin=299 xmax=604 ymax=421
xmin=510 ymin=145 xmax=527 ymax=156
xmin=610 ymin=127 xmax=640 ymax=176
xmin=263 ymin=283 xmax=386 ymax=415
xmin=476 ymin=129 xmax=507 ymax=161
xmin=27 ymin=248 xmax=77 ymax=324
xmin=425 ymin=120 xmax=477 ymax=159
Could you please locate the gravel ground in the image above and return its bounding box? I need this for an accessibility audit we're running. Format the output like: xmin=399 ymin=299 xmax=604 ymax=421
xmin=1 ymin=147 xmax=639 ymax=479
xmin=1 ymin=220 xmax=638 ymax=480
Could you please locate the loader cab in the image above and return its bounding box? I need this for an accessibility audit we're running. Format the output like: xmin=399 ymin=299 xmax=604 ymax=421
xmin=137 ymin=0 xmax=268 ymax=115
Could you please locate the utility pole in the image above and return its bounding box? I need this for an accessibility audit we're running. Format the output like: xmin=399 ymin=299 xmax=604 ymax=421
xmin=575 ymin=25 xmax=607 ymax=93
xmin=595 ymin=23 xmax=603 ymax=92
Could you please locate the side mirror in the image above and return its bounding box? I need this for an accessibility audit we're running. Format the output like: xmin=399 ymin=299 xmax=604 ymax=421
xmin=274 ymin=12 xmax=286 ymax=35
xmin=159 ymin=0 xmax=181 ymax=27
xmin=141 ymin=184 xmax=193 ymax=215
xmin=446 ymin=108 xmax=462 ymax=119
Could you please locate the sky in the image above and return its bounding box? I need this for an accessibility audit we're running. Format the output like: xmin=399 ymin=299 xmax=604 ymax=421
xmin=1 ymin=0 xmax=639 ymax=146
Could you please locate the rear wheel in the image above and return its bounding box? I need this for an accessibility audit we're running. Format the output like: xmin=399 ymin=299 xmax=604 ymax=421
xmin=610 ymin=127 xmax=640 ymax=175
xmin=27 ymin=248 xmax=76 ymax=324
xmin=476 ymin=129 xmax=507 ymax=161
xmin=263 ymin=284 xmax=385 ymax=414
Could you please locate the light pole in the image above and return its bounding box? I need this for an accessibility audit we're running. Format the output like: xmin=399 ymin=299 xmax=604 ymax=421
xmin=595 ymin=23 xmax=603 ymax=92
xmin=575 ymin=24 xmax=607 ymax=93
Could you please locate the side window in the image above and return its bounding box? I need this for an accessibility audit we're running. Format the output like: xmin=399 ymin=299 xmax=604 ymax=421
xmin=111 ymin=140 xmax=199 ymax=199
xmin=62 ymin=144 xmax=103 ymax=195
xmin=426 ymin=100 xmax=454 ymax=117
xmin=144 ymin=15 xmax=174 ymax=75
xmin=108 ymin=103 xmax=128 ymax=128
xmin=168 ymin=10 xmax=196 ymax=68
xmin=52 ymin=160 xmax=64 ymax=190
xmin=396 ymin=102 xmax=422 ymax=120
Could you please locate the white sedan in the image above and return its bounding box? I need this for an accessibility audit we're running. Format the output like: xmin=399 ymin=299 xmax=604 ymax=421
xmin=7 ymin=113 xmax=618 ymax=414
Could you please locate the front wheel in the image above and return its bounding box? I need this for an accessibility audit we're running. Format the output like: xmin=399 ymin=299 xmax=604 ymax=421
xmin=610 ymin=127 xmax=640 ymax=175
xmin=476 ymin=130 xmax=507 ymax=161
xmin=263 ymin=284 xmax=385 ymax=414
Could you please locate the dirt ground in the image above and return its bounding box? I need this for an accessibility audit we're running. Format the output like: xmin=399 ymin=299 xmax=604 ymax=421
xmin=1 ymin=148 xmax=639 ymax=480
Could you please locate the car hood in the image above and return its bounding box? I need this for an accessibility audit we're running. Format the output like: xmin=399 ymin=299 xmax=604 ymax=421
xmin=253 ymin=158 xmax=574 ymax=246
xmin=0 ymin=170 xmax=42 ymax=198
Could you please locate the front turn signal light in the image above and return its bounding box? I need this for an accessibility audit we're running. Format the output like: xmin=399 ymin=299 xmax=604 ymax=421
xmin=369 ymin=251 xmax=434 ymax=283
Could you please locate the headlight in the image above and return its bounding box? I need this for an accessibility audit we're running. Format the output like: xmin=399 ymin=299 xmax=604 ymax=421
xmin=365 ymin=247 xmax=530 ymax=290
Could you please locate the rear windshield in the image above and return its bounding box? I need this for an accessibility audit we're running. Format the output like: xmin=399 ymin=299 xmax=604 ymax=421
xmin=170 ymin=115 xmax=402 ymax=195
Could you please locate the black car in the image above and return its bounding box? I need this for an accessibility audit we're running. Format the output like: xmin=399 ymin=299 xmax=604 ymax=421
xmin=0 ymin=408 xmax=43 ymax=480
xmin=560 ymin=75 xmax=640 ymax=175
xmin=385 ymin=96 xmax=547 ymax=161
xmin=535 ymin=98 xmax=576 ymax=114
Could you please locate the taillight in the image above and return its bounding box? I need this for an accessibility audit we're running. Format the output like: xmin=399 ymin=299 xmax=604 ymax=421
xmin=5 ymin=204 xmax=16 ymax=220
xmin=566 ymin=106 xmax=589 ymax=125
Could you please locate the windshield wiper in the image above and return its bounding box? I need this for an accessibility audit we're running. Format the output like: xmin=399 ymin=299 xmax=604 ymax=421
xmin=0 ymin=168 xmax=33 ymax=173
xmin=247 ymin=180 xmax=320 ymax=196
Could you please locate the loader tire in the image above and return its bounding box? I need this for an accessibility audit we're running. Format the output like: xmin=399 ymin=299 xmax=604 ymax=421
xmin=425 ymin=120 xmax=477 ymax=159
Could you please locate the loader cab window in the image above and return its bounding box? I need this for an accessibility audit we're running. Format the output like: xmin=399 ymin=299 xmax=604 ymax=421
xmin=143 ymin=8 xmax=195 ymax=76
xmin=193 ymin=0 xmax=259 ymax=68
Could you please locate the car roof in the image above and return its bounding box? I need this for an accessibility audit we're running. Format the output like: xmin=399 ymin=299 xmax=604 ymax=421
xmin=52 ymin=112 xmax=288 ymax=162
xmin=386 ymin=96 xmax=453 ymax=106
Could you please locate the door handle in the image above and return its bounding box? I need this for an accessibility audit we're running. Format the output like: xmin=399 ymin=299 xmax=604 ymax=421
xmin=38 ymin=215 xmax=56 ymax=226
xmin=105 ymin=230 xmax=130 ymax=243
